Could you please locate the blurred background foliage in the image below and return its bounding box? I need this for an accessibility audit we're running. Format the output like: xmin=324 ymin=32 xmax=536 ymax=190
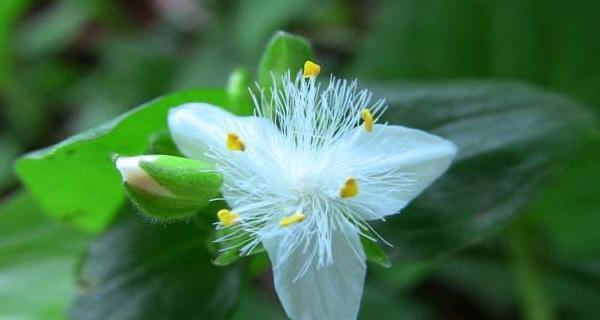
xmin=0 ymin=0 xmax=599 ymax=319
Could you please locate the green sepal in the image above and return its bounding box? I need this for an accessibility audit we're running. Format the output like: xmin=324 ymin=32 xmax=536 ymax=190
xmin=211 ymin=226 xmax=265 ymax=267
xmin=124 ymin=183 xmax=203 ymax=221
xmin=122 ymin=155 xmax=223 ymax=221
xmin=139 ymin=155 xmax=222 ymax=199
xmin=257 ymin=31 xmax=314 ymax=89
xmin=227 ymin=67 xmax=254 ymax=116
xmin=147 ymin=131 xmax=183 ymax=156
xmin=362 ymin=236 xmax=392 ymax=268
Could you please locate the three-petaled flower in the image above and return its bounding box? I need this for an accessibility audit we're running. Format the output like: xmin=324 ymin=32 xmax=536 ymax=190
xmin=167 ymin=62 xmax=456 ymax=320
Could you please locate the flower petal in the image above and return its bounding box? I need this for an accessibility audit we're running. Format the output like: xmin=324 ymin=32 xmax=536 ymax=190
xmin=168 ymin=103 xmax=279 ymax=161
xmin=263 ymin=220 xmax=366 ymax=320
xmin=332 ymin=124 xmax=457 ymax=220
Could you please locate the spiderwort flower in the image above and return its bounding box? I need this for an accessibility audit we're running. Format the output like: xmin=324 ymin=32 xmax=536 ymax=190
xmin=168 ymin=61 xmax=457 ymax=320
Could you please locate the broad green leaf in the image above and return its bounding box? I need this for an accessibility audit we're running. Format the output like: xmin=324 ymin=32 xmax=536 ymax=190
xmin=257 ymin=31 xmax=313 ymax=89
xmin=0 ymin=191 xmax=90 ymax=320
xmin=371 ymin=81 xmax=593 ymax=262
xmin=70 ymin=210 xmax=242 ymax=320
xmin=16 ymin=89 xmax=227 ymax=232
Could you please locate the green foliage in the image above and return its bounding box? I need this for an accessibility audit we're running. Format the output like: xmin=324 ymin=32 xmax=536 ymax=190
xmin=0 ymin=192 xmax=90 ymax=320
xmin=350 ymin=0 xmax=600 ymax=109
xmin=526 ymin=132 xmax=600 ymax=260
xmin=16 ymin=90 xmax=227 ymax=232
xmin=70 ymin=210 xmax=242 ymax=320
xmin=2 ymin=1 xmax=600 ymax=318
xmin=374 ymin=82 xmax=593 ymax=261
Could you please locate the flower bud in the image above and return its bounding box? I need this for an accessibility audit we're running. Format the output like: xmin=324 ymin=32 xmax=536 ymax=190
xmin=115 ymin=155 xmax=223 ymax=220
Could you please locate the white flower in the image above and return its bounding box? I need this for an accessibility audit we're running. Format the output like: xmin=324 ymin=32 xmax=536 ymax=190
xmin=168 ymin=63 xmax=456 ymax=320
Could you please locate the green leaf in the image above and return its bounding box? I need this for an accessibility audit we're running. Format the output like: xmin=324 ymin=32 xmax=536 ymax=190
xmin=257 ymin=31 xmax=313 ymax=89
xmin=371 ymin=81 xmax=594 ymax=262
xmin=0 ymin=191 xmax=90 ymax=320
xmin=70 ymin=210 xmax=242 ymax=320
xmin=16 ymin=89 xmax=227 ymax=232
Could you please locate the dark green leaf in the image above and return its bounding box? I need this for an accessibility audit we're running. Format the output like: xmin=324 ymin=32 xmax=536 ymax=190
xmin=371 ymin=81 xmax=594 ymax=262
xmin=257 ymin=31 xmax=313 ymax=89
xmin=70 ymin=210 xmax=242 ymax=320
xmin=0 ymin=191 xmax=90 ymax=320
xmin=16 ymin=89 xmax=227 ymax=232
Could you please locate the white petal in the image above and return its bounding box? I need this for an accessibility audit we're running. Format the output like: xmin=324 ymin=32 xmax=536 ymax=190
xmin=263 ymin=220 xmax=366 ymax=320
xmin=332 ymin=124 xmax=457 ymax=220
xmin=168 ymin=102 xmax=279 ymax=161
xmin=115 ymin=155 xmax=172 ymax=196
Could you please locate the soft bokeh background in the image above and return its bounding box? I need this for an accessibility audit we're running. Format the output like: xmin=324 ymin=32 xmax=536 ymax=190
xmin=1 ymin=1 xmax=599 ymax=319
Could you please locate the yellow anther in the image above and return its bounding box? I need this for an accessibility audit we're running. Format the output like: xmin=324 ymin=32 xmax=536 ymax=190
xmin=340 ymin=178 xmax=358 ymax=198
xmin=303 ymin=60 xmax=321 ymax=78
xmin=217 ymin=209 xmax=240 ymax=226
xmin=361 ymin=109 xmax=374 ymax=132
xmin=279 ymin=212 xmax=306 ymax=227
xmin=226 ymin=132 xmax=245 ymax=151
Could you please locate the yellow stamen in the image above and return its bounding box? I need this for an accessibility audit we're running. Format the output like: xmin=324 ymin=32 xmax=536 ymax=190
xmin=217 ymin=209 xmax=240 ymax=226
xmin=279 ymin=212 xmax=306 ymax=227
xmin=226 ymin=132 xmax=245 ymax=151
xmin=361 ymin=109 xmax=374 ymax=132
xmin=303 ymin=60 xmax=321 ymax=78
xmin=340 ymin=178 xmax=358 ymax=198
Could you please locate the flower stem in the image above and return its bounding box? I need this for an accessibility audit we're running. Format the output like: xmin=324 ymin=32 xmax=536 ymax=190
xmin=508 ymin=221 xmax=553 ymax=320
